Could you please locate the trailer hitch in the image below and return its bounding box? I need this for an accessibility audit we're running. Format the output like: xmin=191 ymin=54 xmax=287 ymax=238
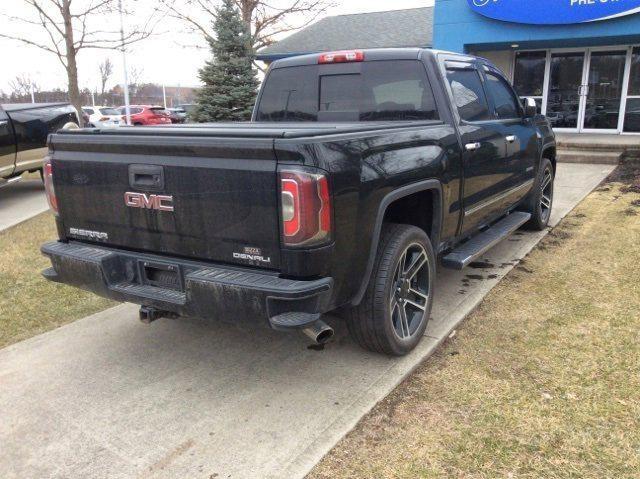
xmin=139 ymin=306 xmax=178 ymax=324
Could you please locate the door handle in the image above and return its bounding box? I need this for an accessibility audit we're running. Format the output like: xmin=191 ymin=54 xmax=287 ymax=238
xmin=505 ymin=135 xmax=516 ymax=143
xmin=465 ymin=142 xmax=481 ymax=151
xmin=128 ymin=164 xmax=165 ymax=191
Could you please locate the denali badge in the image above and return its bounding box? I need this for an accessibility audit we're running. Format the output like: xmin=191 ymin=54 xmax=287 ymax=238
xmin=233 ymin=246 xmax=271 ymax=264
xmin=124 ymin=192 xmax=174 ymax=212
xmin=69 ymin=227 xmax=108 ymax=241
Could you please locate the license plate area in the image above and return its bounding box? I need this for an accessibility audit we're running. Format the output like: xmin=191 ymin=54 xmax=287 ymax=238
xmin=139 ymin=260 xmax=183 ymax=291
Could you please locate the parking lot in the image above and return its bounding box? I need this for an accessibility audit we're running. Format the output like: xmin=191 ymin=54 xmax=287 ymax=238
xmin=0 ymin=163 xmax=615 ymax=479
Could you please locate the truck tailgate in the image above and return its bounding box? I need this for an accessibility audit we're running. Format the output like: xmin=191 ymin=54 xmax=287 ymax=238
xmin=50 ymin=133 xmax=281 ymax=269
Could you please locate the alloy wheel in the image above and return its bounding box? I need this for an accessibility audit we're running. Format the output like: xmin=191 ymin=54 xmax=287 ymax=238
xmin=540 ymin=167 xmax=553 ymax=223
xmin=389 ymin=243 xmax=430 ymax=340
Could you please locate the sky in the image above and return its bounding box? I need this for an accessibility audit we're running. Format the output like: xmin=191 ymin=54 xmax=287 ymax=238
xmin=0 ymin=0 xmax=433 ymax=95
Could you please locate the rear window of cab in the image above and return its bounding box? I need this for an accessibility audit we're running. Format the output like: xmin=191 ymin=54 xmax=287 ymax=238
xmin=256 ymin=60 xmax=439 ymax=122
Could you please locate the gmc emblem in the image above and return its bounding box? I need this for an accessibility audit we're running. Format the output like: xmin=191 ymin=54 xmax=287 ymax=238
xmin=124 ymin=192 xmax=174 ymax=212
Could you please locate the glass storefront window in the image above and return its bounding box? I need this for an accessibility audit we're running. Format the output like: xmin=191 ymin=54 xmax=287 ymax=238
xmin=625 ymin=48 xmax=640 ymax=133
xmin=624 ymin=98 xmax=640 ymax=132
xmin=583 ymin=50 xmax=626 ymax=130
xmin=547 ymin=52 xmax=584 ymax=129
xmin=513 ymin=51 xmax=546 ymax=97
xmin=628 ymin=47 xmax=640 ymax=96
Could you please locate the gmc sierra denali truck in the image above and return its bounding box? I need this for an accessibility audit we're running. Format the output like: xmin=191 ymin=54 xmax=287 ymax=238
xmin=41 ymin=49 xmax=556 ymax=356
xmin=1 ymin=103 xmax=78 ymax=186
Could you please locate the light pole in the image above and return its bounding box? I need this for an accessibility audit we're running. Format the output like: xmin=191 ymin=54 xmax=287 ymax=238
xmin=118 ymin=0 xmax=132 ymax=125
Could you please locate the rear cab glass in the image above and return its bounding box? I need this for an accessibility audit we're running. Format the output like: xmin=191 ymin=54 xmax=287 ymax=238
xmin=255 ymin=60 xmax=440 ymax=122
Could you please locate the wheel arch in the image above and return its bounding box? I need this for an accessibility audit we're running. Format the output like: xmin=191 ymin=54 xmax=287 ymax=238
xmin=541 ymin=145 xmax=556 ymax=173
xmin=351 ymin=179 xmax=443 ymax=306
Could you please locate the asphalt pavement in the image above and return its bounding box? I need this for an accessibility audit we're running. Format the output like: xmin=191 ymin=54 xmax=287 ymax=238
xmin=0 ymin=163 xmax=615 ymax=479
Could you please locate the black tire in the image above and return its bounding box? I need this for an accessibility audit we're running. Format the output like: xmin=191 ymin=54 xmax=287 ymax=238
xmin=39 ymin=168 xmax=44 ymax=183
xmin=521 ymin=158 xmax=554 ymax=231
xmin=346 ymin=223 xmax=435 ymax=356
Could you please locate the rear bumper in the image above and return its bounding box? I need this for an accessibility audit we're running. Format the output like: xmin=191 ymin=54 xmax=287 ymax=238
xmin=41 ymin=241 xmax=333 ymax=329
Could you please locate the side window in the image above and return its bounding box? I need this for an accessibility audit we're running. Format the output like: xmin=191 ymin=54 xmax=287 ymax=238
xmin=484 ymin=70 xmax=521 ymax=119
xmin=445 ymin=67 xmax=490 ymax=122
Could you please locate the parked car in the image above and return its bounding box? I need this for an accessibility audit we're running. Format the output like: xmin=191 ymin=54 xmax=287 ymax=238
xmin=119 ymin=105 xmax=172 ymax=126
xmin=165 ymin=108 xmax=186 ymax=124
xmin=82 ymin=106 xmax=122 ymax=128
xmin=41 ymin=49 xmax=556 ymax=355
xmin=1 ymin=102 xmax=78 ymax=185
xmin=176 ymin=104 xmax=196 ymax=115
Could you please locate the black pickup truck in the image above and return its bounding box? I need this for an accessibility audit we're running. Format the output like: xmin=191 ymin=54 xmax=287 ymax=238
xmin=41 ymin=49 xmax=555 ymax=355
xmin=1 ymin=103 xmax=78 ymax=186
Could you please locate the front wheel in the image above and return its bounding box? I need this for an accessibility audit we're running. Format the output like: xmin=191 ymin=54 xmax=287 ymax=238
xmin=522 ymin=158 xmax=554 ymax=231
xmin=346 ymin=224 xmax=435 ymax=356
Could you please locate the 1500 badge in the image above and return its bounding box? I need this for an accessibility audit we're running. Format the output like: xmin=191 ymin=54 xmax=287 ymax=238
xmin=233 ymin=246 xmax=271 ymax=264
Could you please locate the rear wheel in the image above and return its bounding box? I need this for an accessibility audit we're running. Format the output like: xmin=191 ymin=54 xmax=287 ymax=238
xmin=522 ymin=158 xmax=554 ymax=231
xmin=346 ymin=224 xmax=435 ymax=356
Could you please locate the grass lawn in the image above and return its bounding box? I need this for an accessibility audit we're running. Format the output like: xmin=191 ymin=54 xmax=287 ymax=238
xmin=310 ymin=163 xmax=640 ymax=479
xmin=0 ymin=212 xmax=115 ymax=348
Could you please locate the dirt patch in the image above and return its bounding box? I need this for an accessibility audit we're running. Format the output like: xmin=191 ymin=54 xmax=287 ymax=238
xmin=605 ymin=159 xmax=640 ymax=193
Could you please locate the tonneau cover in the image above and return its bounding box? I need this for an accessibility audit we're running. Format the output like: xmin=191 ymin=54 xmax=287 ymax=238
xmin=54 ymin=120 xmax=440 ymax=139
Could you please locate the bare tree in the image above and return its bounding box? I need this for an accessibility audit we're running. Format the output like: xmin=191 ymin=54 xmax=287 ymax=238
xmin=8 ymin=74 xmax=41 ymax=98
xmin=127 ymin=66 xmax=144 ymax=98
xmin=98 ymin=57 xmax=113 ymax=103
xmin=159 ymin=0 xmax=334 ymax=69
xmin=0 ymin=1 xmax=160 ymax=124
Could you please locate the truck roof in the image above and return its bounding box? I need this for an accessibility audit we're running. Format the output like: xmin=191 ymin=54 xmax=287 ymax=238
xmin=269 ymin=47 xmax=464 ymax=70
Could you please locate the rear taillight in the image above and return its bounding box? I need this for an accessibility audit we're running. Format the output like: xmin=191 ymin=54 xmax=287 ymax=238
xmin=43 ymin=156 xmax=58 ymax=215
xmin=279 ymin=169 xmax=332 ymax=247
xmin=318 ymin=50 xmax=364 ymax=64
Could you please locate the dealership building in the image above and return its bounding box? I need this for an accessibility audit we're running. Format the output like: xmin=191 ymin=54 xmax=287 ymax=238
xmin=258 ymin=0 xmax=640 ymax=135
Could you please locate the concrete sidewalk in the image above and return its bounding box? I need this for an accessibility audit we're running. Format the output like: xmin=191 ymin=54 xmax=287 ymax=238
xmin=0 ymin=163 xmax=614 ymax=479
xmin=0 ymin=179 xmax=48 ymax=231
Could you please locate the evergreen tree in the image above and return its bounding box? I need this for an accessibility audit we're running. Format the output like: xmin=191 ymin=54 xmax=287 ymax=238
xmin=192 ymin=0 xmax=259 ymax=122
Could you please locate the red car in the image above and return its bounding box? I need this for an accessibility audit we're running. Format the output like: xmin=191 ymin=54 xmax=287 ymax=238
xmin=119 ymin=105 xmax=172 ymax=126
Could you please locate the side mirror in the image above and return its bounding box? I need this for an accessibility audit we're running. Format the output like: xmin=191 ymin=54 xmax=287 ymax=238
xmin=523 ymin=97 xmax=537 ymax=118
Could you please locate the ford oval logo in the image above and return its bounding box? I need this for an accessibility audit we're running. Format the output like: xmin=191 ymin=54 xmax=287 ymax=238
xmin=467 ymin=0 xmax=640 ymax=25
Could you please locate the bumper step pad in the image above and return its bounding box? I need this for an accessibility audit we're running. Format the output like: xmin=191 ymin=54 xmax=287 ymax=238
xmin=41 ymin=241 xmax=333 ymax=329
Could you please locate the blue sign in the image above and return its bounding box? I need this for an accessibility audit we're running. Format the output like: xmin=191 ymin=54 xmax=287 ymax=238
xmin=467 ymin=0 xmax=640 ymax=25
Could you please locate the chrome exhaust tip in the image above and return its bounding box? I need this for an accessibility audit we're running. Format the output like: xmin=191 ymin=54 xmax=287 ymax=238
xmin=302 ymin=320 xmax=334 ymax=345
